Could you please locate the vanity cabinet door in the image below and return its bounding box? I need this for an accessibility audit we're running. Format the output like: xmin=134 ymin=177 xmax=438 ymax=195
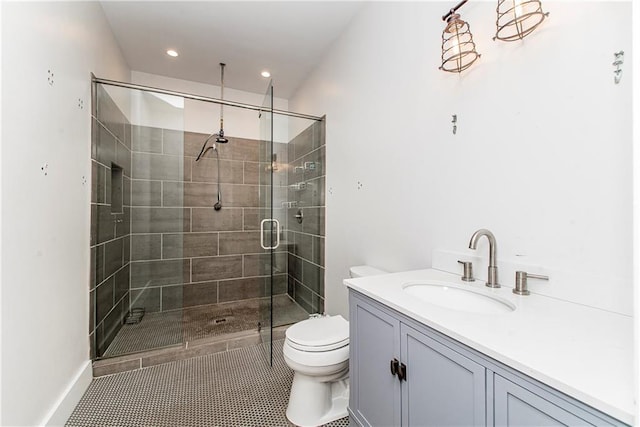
xmin=493 ymin=375 xmax=616 ymax=427
xmin=401 ymin=324 xmax=486 ymax=427
xmin=350 ymin=293 xmax=402 ymax=427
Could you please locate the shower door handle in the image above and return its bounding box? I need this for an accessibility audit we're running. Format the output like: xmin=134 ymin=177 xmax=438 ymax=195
xmin=260 ymin=219 xmax=280 ymax=250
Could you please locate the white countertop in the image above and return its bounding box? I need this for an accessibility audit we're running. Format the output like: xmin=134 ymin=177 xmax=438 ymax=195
xmin=344 ymin=268 xmax=634 ymax=425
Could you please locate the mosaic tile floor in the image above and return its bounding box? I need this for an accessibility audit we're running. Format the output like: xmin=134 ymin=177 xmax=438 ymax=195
xmin=104 ymin=295 xmax=309 ymax=357
xmin=68 ymin=340 xmax=349 ymax=427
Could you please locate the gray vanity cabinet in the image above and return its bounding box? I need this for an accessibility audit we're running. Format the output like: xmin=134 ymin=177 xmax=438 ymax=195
xmin=349 ymin=289 xmax=627 ymax=427
xmin=349 ymin=291 xmax=486 ymax=427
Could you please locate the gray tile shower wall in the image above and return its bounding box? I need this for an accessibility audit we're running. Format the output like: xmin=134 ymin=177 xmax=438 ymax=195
xmin=128 ymin=127 xmax=289 ymax=319
xmin=286 ymin=121 xmax=326 ymax=314
xmin=91 ymin=85 xmax=132 ymax=358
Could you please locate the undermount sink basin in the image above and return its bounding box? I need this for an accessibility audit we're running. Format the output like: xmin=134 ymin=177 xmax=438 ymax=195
xmin=402 ymin=281 xmax=516 ymax=314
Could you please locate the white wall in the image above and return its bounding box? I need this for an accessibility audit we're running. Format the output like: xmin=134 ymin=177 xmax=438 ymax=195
xmin=290 ymin=2 xmax=633 ymax=319
xmin=1 ymin=2 xmax=129 ymax=425
xmin=0 ymin=0 xmax=633 ymax=424
xmin=130 ymin=71 xmax=292 ymax=143
xmin=632 ymin=1 xmax=640 ymax=423
xmin=0 ymin=1 xmax=4 ymax=420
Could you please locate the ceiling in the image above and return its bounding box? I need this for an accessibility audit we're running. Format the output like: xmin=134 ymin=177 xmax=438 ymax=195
xmin=100 ymin=1 xmax=365 ymax=99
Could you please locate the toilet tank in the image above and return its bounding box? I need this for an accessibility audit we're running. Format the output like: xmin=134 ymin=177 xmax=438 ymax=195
xmin=349 ymin=265 xmax=387 ymax=278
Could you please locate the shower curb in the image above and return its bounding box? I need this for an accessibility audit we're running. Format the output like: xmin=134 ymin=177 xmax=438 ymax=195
xmin=92 ymin=325 xmax=289 ymax=377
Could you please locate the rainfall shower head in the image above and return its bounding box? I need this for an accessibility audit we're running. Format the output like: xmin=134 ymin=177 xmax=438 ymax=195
xmin=216 ymin=129 xmax=228 ymax=144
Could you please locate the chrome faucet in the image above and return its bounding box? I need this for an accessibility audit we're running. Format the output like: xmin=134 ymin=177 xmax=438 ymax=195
xmin=468 ymin=229 xmax=499 ymax=288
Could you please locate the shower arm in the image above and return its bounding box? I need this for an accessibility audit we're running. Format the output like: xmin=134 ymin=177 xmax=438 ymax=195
xmin=219 ymin=63 xmax=225 ymax=136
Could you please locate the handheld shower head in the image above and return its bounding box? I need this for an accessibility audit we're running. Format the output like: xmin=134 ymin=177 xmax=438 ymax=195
xmin=213 ymin=183 xmax=223 ymax=210
xmin=194 ymin=137 xmax=224 ymax=211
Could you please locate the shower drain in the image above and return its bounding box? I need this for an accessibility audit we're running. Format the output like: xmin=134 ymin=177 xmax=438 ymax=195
xmin=124 ymin=308 xmax=145 ymax=324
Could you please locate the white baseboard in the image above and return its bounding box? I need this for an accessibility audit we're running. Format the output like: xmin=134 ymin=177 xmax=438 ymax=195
xmin=41 ymin=360 xmax=93 ymax=426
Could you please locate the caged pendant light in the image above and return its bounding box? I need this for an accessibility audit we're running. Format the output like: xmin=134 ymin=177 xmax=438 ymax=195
xmin=439 ymin=1 xmax=480 ymax=74
xmin=494 ymin=0 xmax=549 ymax=42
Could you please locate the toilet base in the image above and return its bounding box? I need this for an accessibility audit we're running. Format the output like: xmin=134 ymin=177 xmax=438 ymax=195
xmin=286 ymin=374 xmax=349 ymax=427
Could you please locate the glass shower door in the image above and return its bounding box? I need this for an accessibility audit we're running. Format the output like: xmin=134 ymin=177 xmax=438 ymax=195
xmin=259 ymin=82 xmax=275 ymax=364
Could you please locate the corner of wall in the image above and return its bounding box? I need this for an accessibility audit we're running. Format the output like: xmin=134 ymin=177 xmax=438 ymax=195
xmin=41 ymin=361 xmax=93 ymax=426
xmin=0 ymin=0 xmax=4 ymax=418
xmin=631 ymin=1 xmax=640 ymax=424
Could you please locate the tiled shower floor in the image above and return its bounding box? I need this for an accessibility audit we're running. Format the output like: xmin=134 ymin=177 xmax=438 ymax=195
xmin=68 ymin=340 xmax=349 ymax=427
xmin=104 ymin=295 xmax=309 ymax=357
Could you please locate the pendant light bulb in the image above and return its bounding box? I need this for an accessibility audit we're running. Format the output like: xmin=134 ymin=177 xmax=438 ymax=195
xmin=439 ymin=13 xmax=480 ymax=73
xmin=494 ymin=0 xmax=549 ymax=42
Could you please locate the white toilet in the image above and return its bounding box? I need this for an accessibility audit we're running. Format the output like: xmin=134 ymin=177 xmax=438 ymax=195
xmin=283 ymin=265 xmax=387 ymax=427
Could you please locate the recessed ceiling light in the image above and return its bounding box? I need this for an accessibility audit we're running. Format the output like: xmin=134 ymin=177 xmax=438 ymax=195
xmin=261 ymin=70 xmax=271 ymax=78
xmin=166 ymin=49 xmax=178 ymax=57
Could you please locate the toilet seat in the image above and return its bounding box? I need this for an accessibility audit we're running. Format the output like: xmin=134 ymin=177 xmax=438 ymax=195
xmin=286 ymin=337 xmax=349 ymax=352
xmin=285 ymin=315 xmax=349 ymax=352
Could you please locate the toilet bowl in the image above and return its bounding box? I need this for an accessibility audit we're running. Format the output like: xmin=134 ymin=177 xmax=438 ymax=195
xmin=284 ymin=315 xmax=350 ymax=427
xmin=283 ymin=265 xmax=387 ymax=427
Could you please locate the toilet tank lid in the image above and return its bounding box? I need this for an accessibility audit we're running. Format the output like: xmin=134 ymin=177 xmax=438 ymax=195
xmin=349 ymin=265 xmax=387 ymax=278
xmin=286 ymin=315 xmax=349 ymax=348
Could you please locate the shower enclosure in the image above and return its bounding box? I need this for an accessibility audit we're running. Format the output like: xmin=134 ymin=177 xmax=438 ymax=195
xmin=90 ymin=78 xmax=326 ymax=365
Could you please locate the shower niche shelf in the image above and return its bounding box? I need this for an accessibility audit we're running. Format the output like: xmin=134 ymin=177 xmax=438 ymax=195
xmin=290 ymin=182 xmax=307 ymax=191
xmin=294 ymin=162 xmax=321 ymax=174
xmin=110 ymin=163 xmax=124 ymax=214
